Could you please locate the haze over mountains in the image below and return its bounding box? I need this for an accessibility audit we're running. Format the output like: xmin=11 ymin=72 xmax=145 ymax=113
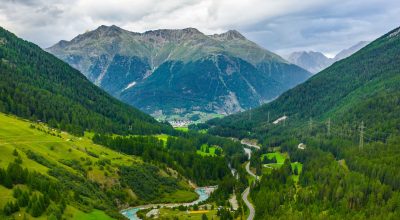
xmin=48 ymin=25 xmax=311 ymax=121
xmin=287 ymin=41 xmax=369 ymax=74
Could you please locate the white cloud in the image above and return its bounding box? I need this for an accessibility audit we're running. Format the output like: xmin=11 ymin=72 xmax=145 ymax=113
xmin=0 ymin=0 xmax=399 ymax=55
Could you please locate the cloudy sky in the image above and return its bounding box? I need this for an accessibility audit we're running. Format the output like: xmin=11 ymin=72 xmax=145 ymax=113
xmin=1 ymin=0 xmax=399 ymax=57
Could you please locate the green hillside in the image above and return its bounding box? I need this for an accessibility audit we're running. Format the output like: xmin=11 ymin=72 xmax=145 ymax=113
xmin=0 ymin=112 xmax=197 ymax=219
xmin=200 ymin=27 xmax=400 ymax=219
xmin=205 ymin=26 xmax=400 ymax=142
xmin=0 ymin=26 xmax=169 ymax=136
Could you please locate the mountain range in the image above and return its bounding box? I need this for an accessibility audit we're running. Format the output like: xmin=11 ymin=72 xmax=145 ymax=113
xmin=0 ymin=26 xmax=244 ymax=219
xmin=286 ymin=41 xmax=369 ymax=74
xmin=47 ymin=25 xmax=311 ymax=121
xmin=206 ymin=28 xmax=400 ymax=142
xmin=204 ymin=26 xmax=400 ymax=220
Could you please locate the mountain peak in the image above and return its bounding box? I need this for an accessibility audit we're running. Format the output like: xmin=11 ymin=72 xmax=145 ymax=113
xmin=142 ymin=27 xmax=205 ymax=41
xmin=93 ymin=24 xmax=124 ymax=35
xmin=211 ymin=30 xmax=246 ymax=40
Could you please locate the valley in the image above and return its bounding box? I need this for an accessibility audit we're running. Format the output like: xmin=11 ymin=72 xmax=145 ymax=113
xmin=1 ymin=2 xmax=400 ymax=220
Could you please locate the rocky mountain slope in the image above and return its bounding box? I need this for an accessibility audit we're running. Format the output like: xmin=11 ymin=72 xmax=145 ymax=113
xmin=48 ymin=25 xmax=311 ymax=119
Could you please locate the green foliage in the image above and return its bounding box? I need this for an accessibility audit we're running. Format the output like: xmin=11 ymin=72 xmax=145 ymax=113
xmin=120 ymin=164 xmax=179 ymax=201
xmin=0 ymin=26 xmax=170 ymax=136
xmin=206 ymin=26 xmax=400 ymax=219
xmin=93 ymin=134 xmax=233 ymax=185
xmin=3 ymin=200 xmax=19 ymax=216
xmin=206 ymin=27 xmax=400 ymax=143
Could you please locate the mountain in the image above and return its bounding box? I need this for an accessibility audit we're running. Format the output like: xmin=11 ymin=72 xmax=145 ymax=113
xmin=204 ymin=26 xmax=400 ymax=220
xmin=286 ymin=41 xmax=369 ymax=74
xmin=47 ymin=25 xmax=311 ymax=120
xmin=334 ymin=40 xmax=370 ymax=60
xmin=287 ymin=51 xmax=333 ymax=74
xmin=0 ymin=26 xmax=168 ymax=136
xmin=206 ymin=27 xmax=400 ymax=141
xmin=0 ymin=27 xmax=244 ymax=219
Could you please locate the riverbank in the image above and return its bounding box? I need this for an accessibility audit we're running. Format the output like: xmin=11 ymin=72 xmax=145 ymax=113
xmin=121 ymin=186 xmax=217 ymax=220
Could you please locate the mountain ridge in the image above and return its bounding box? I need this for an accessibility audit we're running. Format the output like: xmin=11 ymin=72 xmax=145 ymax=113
xmin=48 ymin=25 xmax=311 ymax=119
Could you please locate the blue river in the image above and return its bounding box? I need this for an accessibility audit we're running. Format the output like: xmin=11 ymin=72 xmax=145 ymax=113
xmin=121 ymin=187 xmax=213 ymax=220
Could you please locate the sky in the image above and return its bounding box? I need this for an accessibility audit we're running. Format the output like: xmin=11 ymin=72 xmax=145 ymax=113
xmin=1 ymin=0 xmax=399 ymax=57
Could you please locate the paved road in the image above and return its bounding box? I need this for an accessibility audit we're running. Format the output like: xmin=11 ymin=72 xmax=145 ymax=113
xmin=241 ymin=139 xmax=261 ymax=150
xmin=242 ymin=187 xmax=255 ymax=220
xmin=242 ymin=150 xmax=259 ymax=220
xmin=246 ymin=162 xmax=258 ymax=179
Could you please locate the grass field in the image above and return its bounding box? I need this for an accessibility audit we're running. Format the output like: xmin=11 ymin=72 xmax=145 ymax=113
xmin=159 ymin=190 xmax=198 ymax=203
xmin=0 ymin=113 xmax=196 ymax=219
xmin=0 ymin=185 xmax=14 ymax=209
xmin=157 ymin=208 xmax=219 ymax=220
xmin=64 ymin=206 xmax=114 ymax=220
xmin=174 ymin=127 xmax=189 ymax=132
xmin=196 ymin=144 xmax=221 ymax=157
xmin=291 ymin=162 xmax=303 ymax=182
xmin=261 ymin=152 xmax=287 ymax=164
xmin=261 ymin=151 xmax=303 ymax=182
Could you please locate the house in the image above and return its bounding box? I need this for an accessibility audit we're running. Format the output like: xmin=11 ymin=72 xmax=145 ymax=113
xmin=298 ymin=143 xmax=306 ymax=150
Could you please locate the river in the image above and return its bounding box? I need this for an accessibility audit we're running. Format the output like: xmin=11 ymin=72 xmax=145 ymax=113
xmin=120 ymin=186 xmax=216 ymax=220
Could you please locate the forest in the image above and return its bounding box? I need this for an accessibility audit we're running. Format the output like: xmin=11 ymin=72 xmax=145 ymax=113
xmin=92 ymin=132 xmax=245 ymax=186
xmin=0 ymin=26 xmax=169 ymax=136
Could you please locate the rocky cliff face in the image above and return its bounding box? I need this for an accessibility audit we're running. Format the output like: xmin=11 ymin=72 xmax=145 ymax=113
xmin=48 ymin=25 xmax=311 ymax=118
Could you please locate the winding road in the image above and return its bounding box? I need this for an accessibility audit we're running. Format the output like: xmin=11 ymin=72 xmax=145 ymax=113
xmin=242 ymin=187 xmax=255 ymax=220
xmin=240 ymin=142 xmax=260 ymax=220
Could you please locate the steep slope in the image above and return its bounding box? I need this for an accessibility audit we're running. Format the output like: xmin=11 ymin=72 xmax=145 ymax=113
xmin=334 ymin=41 xmax=370 ymax=61
xmin=206 ymin=26 xmax=400 ymax=140
xmin=287 ymin=41 xmax=369 ymax=74
xmin=220 ymin=30 xmax=400 ymax=220
xmin=48 ymin=25 xmax=311 ymax=119
xmin=0 ymin=113 xmax=196 ymax=219
xmin=0 ymin=26 xmax=168 ymax=136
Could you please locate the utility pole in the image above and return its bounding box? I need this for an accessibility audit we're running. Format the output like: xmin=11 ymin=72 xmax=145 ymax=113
xmin=267 ymin=111 xmax=270 ymax=124
xmin=327 ymin=118 xmax=331 ymax=136
xmin=359 ymin=121 xmax=365 ymax=150
xmin=309 ymin=117 xmax=313 ymax=133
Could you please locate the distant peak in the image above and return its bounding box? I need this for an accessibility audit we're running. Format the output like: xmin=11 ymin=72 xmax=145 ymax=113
xmin=144 ymin=27 xmax=202 ymax=35
xmin=211 ymin=30 xmax=246 ymax=40
xmin=142 ymin=28 xmax=205 ymax=40
xmin=182 ymin=27 xmax=202 ymax=34
xmin=95 ymin=24 xmax=123 ymax=33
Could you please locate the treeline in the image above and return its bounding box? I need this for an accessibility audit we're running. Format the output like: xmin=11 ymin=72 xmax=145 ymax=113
xmin=92 ymin=133 xmax=244 ymax=185
xmin=0 ymin=26 xmax=169 ymax=136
